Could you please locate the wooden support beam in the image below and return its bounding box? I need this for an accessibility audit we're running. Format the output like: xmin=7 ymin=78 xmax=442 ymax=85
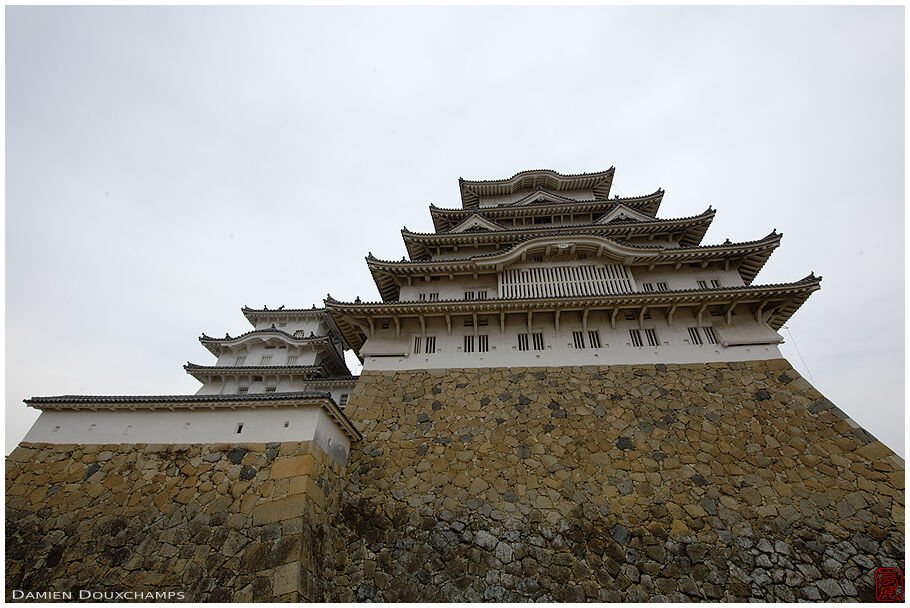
xmin=611 ymin=308 xmax=619 ymax=329
xmin=527 ymin=311 xmax=533 ymax=333
xmin=473 ymin=312 xmax=478 ymax=336
xmin=582 ymin=308 xmax=590 ymax=333
xmin=725 ymin=302 xmax=736 ymax=326
xmin=755 ymin=298 xmax=770 ymax=324
xmin=675 ymin=262 xmax=682 ymax=270
xmin=367 ymin=317 xmax=375 ymax=337
xmin=667 ymin=303 xmax=678 ymax=325
xmin=638 ymin=306 xmax=648 ymax=329
xmin=419 ymin=315 xmax=426 ymax=337
xmin=394 ymin=317 xmax=401 ymax=337
xmin=554 ymin=310 xmax=561 ymax=332
xmin=696 ymin=302 xmax=708 ymax=327
xmin=500 ymin=311 xmax=506 ymax=333
xmin=445 ymin=314 xmax=452 ymax=335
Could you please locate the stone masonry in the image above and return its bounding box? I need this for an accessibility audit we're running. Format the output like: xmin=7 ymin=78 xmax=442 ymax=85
xmin=6 ymin=440 xmax=344 ymax=601
xmin=6 ymin=360 xmax=905 ymax=602
xmin=327 ymin=360 xmax=904 ymax=602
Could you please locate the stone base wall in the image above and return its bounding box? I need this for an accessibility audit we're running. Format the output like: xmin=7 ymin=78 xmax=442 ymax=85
xmin=330 ymin=360 xmax=904 ymax=602
xmin=6 ymin=440 xmax=344 ymax=602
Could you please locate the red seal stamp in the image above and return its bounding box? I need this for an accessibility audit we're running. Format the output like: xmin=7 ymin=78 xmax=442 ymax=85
xmin=875 ymin=567 xmax=904 ymax=602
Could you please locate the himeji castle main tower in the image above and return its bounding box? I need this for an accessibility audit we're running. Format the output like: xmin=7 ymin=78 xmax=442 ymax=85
xmin=326 ymin=168 xmax=821 ymax=370
xmin=8 ymin=167 xmax=904 ymax=603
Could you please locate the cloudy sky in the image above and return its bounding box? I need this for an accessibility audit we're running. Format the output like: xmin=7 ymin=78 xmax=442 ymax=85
xmin=6 ymin=6 xmax=904 ymax=454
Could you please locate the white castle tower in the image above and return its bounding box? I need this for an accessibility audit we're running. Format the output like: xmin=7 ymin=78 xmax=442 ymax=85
xmin=186 ymin=306 xmax=356 ymax=407
xmin=326 ymin=168 xmax=821 ymax=368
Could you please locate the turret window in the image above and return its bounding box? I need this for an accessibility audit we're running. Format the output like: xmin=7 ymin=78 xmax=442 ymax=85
xmin=464 ymin=335 xmax=475 ymax=353
xmin=573 ymin=331 xmax=585 ymax=349
xmin=688 ymin=327 xmax=703 ymax=345
xmin=704 ymin=327 xmax=718 ymax=345
xmin=588 ymin=330 xmax=602 ymax=348
xmin=428 ymin=293 xmax=439 ymax=302
xmin=259 ymin=355 xmax=272 ymax=365
xmin=642 ymin=283 xmax=655 ymax=293
xmin=532 ymin=333 xmax=545 ymax=350
xmin=696 ymin=280 xmax=708 ymax=289
xmin=464 ymin=291 xmax=475 ymax=300
xmin=425 ymin=336 xmax=436 ymax=353
xmin=518 ymin=333 xmax=529 ymax=351
xmin=477 ymin=290 xmax=488 ymax=299
xmin=339 ymin=394 xmax=349 ymax=406
xmin=234 ymin=355 xmax=246 ymax=365
xmin=287 ymin=355 xmax=298 ymax=365
xmin=711 ymin=279 xmax=721 ymax=288
xmin=644 ymin=328 xmax=660 ymax=347
xmin=419 ymin=294 xmax=426 ymax=302
xmin=478 ymin=335 xmax=489 ymax=352
xmin=629 ymin=329 xmax=643 ymax=347
xmin=656 ymin=282 xmax=669 ymax=292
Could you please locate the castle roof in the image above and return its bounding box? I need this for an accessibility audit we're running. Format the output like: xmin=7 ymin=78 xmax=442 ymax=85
xmin=183 ymin=362 xmax=330 ymax=382
xmin=368 ymin=231 xmax=780 ymax=301
xmin=326 ymin=274 xmax=822 ymax=352
xmin=402 ymin=207 xmax=714 ymax=260
xmin=459 ymin=168 xmax=615 ymax=208
xmin=431 ymin=190 xmax=664 ymax=230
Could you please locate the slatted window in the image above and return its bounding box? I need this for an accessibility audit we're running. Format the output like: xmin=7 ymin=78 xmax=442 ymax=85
xmin=532 ymin=333 xmax=545 ymax=351
xmin=696 ymin=280 xmax=708 ymax=289
xmin=425 ymin=336 xmax=436 ymax=353
xmin=464 ymin=318 xmax=474 ymax=327
xmin=657 ymin=282 xmax=669 ymax=292
xmin=265 ymin=387 xmax=276 ymax=393
xmin=478 ymin=317 xmax=489 ymax=326
xmin=644 ymin=328 xmax=659 ymax=347
xmin=499 ymin=264 xmax=634 ymax=298
xmin=710 ymin=306 xmax=723 ymax=317
xmin=477 ymin=290 xmax=488 ymax=299
xmin=381 ymin=321 xmax=390 ymax=329
xmin=234 ymin=355 xmax=246 ymax=365
xmin=413 ymin=336 xmax=422 ymax=354
xmin=428 ymin=293 xmax=439 ymax=301
xmin=287 ymin=355 xmax=298 ymax=365
xmin=704 ymin=327 xmax=718 ymax=345
xmin=688 ymin=327 xmax=703 ymax=345
xmin=419 ymin=294 xmax=427 ymax=302
xmin=588 ymin=331 xmax=602 ymax=348
xmin=238 ymin=386 xmax=249 ymax=394
xmin=259 ymin=355 xmax=272 ymax=365
xmin=642 ymin=282 xmax=655 ymax=292
xmin=294 ymin=330 xmax=306 ymax=337
xmin=464 ymin=291 xmax=475 ymax=300
xmin=518 ymin=333 xmax=529 ymax=351
xmin=629 ymin=329 xmax=643 ymax=347
xmin=624 ymin=311 xmax=637 ymax=320
xmin=573 ymin=331 xmax=585 ymax=349
xmin=339 ymin=394 xmax=349 ymax=406
xmin=464 ymin=335 xmax=475 ymax=353
xmin=710 ymin=279 xmax=721 ymax=288
xmin=478 ymin=335 xmax=489 ymax=352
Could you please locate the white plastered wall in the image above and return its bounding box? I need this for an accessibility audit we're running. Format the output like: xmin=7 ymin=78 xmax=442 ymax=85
xmin=23 ymin=405 xmax=352 ymax=464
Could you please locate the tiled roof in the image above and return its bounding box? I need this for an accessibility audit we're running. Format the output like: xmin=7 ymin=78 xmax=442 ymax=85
xmin=25 ymin=390 xmax=333 ymax=406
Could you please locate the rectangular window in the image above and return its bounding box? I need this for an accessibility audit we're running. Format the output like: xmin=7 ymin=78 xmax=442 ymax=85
xmin=629 ymin=329 xmax=643 ymax=347
xmin=696 ymin=280 xmax=708 ymax=289
xmin=236 ymin=423 xmax=244 ymax=434
xmin=532 ymin=333 xmax=544 ymax=351
xmin=265 ymin=387 xmax=276 ymax=393
xmin=464 ymin=318 xmax=474 ymax=327
xmin=588 ymin=330 xmax=602 ymax=349
xmin=642 ymin=282 xmax=655 ymax=292
xmin=624 ymin=311 xmax=637 ymax=320
xmin=234 ymin=355 xmax=246 ymax=365
xmin=339 ymin=394 xmax=349 ymax=406
xmin=573 ymin=331 xmax=585 ymax=349
xmin=477 ymin=290 xmax=488 ymax=299
xmin=428 ymin=292 xmax=439 ymax=301
xmin=464 ymin=335 xmax=475 ymax=353
xmin=259 ymin=355 xmax=272 ymax=365
xmin=644 ymin=328 xmax=659 ymax=347
xmin=518 ymin=333 xmax=529 ymax=351
xmin=688 ymin=327 xmax=703 ymax=345
xmin=710 ymin=306 xmax=723 ymax=317
xmin=381 ymin=321 xmax=390 ymax=329
xmin=464 ymin=291 xmax=475 ymax=300
xmin=710 ymin=279 xmax=721 ymax=288
xmin=287 ymin=355 xmax=298 ymax=365
xmin=425 ymin=336 xmax=436 ymax=353
xmin=704 ymin=327 xmax=718 ymax=345
xmin=419 ymin=293 xmax=427 ymax=302
xmin=478 ymin=335 xmax=489 ymax=352
xmin=478 ymin=317 xmax=488 ymax=326
xmin=413 ymin=336 xmax=422 ymax=354
xmin=657 ymin=282 xmax=668 ymax=292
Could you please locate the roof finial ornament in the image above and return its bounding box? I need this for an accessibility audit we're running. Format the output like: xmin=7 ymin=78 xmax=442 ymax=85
xmin=225 ymin=333 xmax=230 ymax=339
xmin=724 ymin=238 xmax=731 ymax=245
xmin=278 ymin=305 xmax=285 ymax=310
xmin=271 ymin=323 xmax=276 ymax=329
xmin=355 ymin=296 xmax=362 ymax=303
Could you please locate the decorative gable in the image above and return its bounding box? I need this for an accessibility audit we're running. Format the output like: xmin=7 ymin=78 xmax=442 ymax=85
xmin=594 ymin=204 xmax=656 ymax=225
xmin=448 ymin=214 xmax=505 ymax=233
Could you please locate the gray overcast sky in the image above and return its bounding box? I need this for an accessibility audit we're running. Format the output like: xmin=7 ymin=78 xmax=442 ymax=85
xmin=6 ymin=6 xmax=904 ymax=455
